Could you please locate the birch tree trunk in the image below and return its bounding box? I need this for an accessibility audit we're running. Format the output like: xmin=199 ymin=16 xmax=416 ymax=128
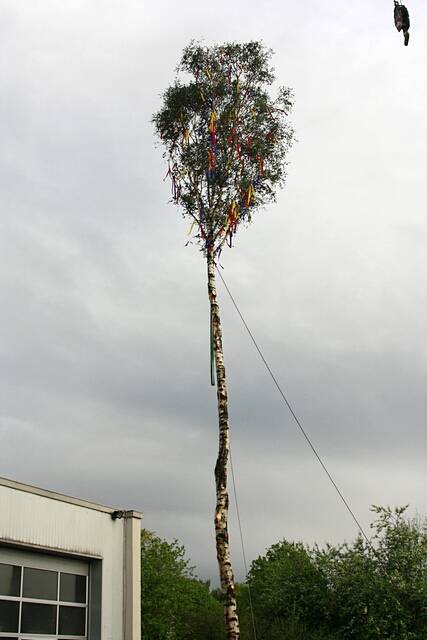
xmin=207 ymin=250 xmax=240 ymax=640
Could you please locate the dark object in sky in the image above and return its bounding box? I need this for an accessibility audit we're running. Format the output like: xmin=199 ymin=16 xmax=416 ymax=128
xmin=394 ymin=1 xmax=410 ymax=46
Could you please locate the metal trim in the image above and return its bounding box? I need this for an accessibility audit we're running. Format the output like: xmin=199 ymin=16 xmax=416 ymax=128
xmin=0 ymin=477 xmax=125 ymax=516
xmin=0 ymin=540 xmax=102 ymax=562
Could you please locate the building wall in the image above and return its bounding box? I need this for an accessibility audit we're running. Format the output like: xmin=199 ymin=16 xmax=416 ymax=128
xmin=0 ymin=478 xmax=141 ymax=640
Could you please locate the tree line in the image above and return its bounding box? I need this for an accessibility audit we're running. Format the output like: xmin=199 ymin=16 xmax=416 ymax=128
xmin=141 ymin=506 xmax=426 ymax=640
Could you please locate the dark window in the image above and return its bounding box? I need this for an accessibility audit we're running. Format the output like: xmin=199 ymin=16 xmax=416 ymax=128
xmin=21 ymin=601 xmax=57 ymax=634
xmin=0 ymin=558 xmax=89 ymax=637
xmin=60 ymin=573 xmax=87 ymax=603
xmin=0 ymin=563 xmax=21 ymax=597
xmin=23 ymin=567 xmax=58 ymax=600
xmin=0 ymin=600 xmax=19 ymax=632
xmin=59 ymin=605 xmax=86 ymax=635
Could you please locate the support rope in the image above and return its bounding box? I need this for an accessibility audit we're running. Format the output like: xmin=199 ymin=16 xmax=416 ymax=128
xmin=229 ymin=446 xmax=258 ymax=640
xmin=217 ymin=267 xmax=372 ymax=547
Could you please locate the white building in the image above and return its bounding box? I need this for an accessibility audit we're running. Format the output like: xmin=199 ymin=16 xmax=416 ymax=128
xmin=0 ymin=476 xmax=142 ymax=640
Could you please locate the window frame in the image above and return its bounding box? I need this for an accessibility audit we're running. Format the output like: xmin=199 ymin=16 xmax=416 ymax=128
xmin=0 ymin=551 xmax=89 ymax=640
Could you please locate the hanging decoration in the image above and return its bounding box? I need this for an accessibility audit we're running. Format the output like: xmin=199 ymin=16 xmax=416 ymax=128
xmin=162 ymin=64 xmax=278 ymax=259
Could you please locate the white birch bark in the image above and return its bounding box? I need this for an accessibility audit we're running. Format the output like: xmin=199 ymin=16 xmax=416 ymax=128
xmin=207 ymin=251 xmax=240 ymax=640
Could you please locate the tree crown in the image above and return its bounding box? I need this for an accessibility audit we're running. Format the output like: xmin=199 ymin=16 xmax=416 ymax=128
xmin=153 ymin=41 xmax=294 ymax=256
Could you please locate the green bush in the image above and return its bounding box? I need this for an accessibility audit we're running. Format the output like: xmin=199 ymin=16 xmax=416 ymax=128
xmin=140 ymin=507 xmax=426 ymax=639
xmin=245 ymin=506 xmax=426 ymax=640
xmin=140 ymin=530 xmax=225 ymax=640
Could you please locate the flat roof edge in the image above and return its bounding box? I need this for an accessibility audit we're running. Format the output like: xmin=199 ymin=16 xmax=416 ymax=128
xmin=0 ymin=476 xmax=142 ymax=519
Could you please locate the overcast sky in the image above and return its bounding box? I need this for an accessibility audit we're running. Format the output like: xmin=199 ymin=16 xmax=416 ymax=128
xmin=1 ymin=0 xmax=426 ymax=582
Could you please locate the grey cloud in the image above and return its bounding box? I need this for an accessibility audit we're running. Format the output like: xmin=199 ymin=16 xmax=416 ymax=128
xmin=1 ymin=0 xmax=426 ymax=583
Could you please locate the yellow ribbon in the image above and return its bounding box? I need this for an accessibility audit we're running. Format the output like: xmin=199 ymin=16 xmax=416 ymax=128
xmin=246 ymin=184 xmax=256 ymax=207
xmin=230 ymin=200 xmax=239 ymax=223
xmin=208 ymin=111 xmax=217 ymax=133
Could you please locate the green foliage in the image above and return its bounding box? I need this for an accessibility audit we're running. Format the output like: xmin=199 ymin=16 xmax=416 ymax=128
xmin=243 ymin=506 xmax=426 ymax=640
xmin=247 ymin=541 xmax=330 ymax=639
xmin=249 ymin=541 xmax=328 ymax=626
xmin=153 ymin=41 xmax=294 ymax=255
xmin=235 ymin=583 xmax=256 ymax=640
xmin=140 ymin=529 xmax=225 ymax=640
xmin=140 ymin=508 xmax=425 ymax=640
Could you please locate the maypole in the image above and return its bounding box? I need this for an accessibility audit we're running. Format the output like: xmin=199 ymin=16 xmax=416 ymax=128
xmin=153 ymin=41 xmax=294 ymax=638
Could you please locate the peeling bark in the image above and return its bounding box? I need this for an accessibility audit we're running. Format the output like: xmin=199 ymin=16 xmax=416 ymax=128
xmin=207 ymin=250 xmax=240 ymax=640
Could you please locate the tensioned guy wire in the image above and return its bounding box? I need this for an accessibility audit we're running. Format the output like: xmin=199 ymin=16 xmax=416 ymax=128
xmin=229 ymin=446 xmax=258 ymax=640
xmin=218 ymin=267 xmax=372 ymax=547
